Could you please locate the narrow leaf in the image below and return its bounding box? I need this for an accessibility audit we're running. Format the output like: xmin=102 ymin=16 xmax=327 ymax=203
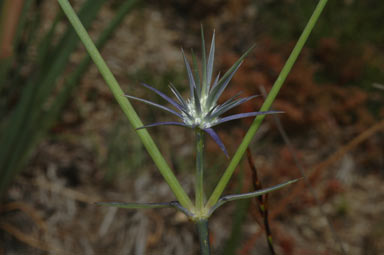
xmin=219 ymin=91 xmax=243 ymax=106
xmin=218 ymin=44 xmax=255 ymax=85
xmin=209 ymin=178 xmax=300 ymax=215
xmin=208 ymin=43 xmax=256 ymax=107
xmin=206 ymin=0 xmax=330 ymax=210
xmin=191 ymin=49 xmax=201 ymax=94
xmin=168 ymin=83 xmax=193 ymax=118
xmin=193 ymin=87 xmax=201 ymax=114
xmin=58 ymin=0 xmax=194 ymax=210
xmin=206 ymin=30 xmax=215 ymax=91
xmin=125 ymin=95 xmax=182 ymax=118
xmin=169 ymin=83 xmax=187 ymax=108
xmin=206 ymin=104 xmax=220 ymax=117
xmin=204 ymin=128 xmax=228 ymax=157
xmin=210 ymin=95 xmax=259 ymax=119
xmin=209 ymin=72 xmax=221 ymax=92
xmin=140 ymin=82 xmax=183 ymax=111
xmin=211 ymin=94 xmax=244 ymax=116
xmin=213 ymin=111 xmax=282 ymax=126
xmin=137 ymin=121 xmax=188 ymax=130
xmin=200 ymin=25 xmax=207 ymax=95
xmin=208 ymin=61 xmax=243 ymax=107
xmin=181 ymin=49 xmax=196 ymax=98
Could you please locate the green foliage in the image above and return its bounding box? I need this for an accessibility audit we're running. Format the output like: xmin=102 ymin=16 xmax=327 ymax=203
xmin=0 ymin=0 xmax=139 ymax=197
xmin=58 ymin=0 xmax=326 ymax=215
xmin=58 ymin=0 xmax=194 ymax=210
xmin=206 ymin=0 xmax=329 ymax=208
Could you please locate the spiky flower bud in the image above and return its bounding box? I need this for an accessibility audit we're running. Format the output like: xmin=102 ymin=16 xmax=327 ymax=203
xmin=126 ymin=30 xmax=279 ymax=156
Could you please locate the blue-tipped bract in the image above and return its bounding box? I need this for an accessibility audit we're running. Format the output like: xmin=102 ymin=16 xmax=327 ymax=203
xmin=127 ymin=30 xmax=280 ymax=156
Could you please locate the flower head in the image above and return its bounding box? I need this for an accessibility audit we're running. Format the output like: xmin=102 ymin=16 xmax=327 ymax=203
xmin=126 ymin=30 xmax=279 ymax=156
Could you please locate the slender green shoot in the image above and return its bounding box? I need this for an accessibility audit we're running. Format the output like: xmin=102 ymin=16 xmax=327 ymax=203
xmin=0 ymin=0 xmax=108 ymax=196
xmin=195 ymin=129 xmax=205 ymax=210
xmin=206 ymin=0 xmax=329 ymax=208
xmin=196 ymin=219 xmax=211 ymax=255
xmin=57 ymin=0 xmax=193 ymax=210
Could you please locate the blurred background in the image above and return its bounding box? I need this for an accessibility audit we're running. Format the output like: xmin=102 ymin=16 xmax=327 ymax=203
xmin=0 ymin=0 xmax=383 ymax=254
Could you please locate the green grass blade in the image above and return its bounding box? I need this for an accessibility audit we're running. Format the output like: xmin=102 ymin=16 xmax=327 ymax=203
xmin=13 ymin=0 xmax=34 ymax=51
xmin=0 ymin=0 xmax=138 ymax=197
xmin=0 ymin=0 xmax=34 ymax=89
xmin=35 ymin=9 xmax=63 ymax=67
xmin=57 ymin=0 xmax=193 ymax=210
xmin=0 ymin=0 xmax=107 ymax=196
xmin=206 ymin=0 xmax=329 ymax=208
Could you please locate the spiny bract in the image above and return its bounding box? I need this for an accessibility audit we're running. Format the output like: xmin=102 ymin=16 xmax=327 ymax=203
xmin=126 ymin=29 xmax=278 ymax=156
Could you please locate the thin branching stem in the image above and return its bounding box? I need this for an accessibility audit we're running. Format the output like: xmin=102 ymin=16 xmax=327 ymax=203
xmin=196 ymin=219 xmax=211 ymax=255
xmin=206 ymin=0 xmax=329 ymax=209
xmin=57 ymin=0 xmax=193 ymax=210
xmin=195 ymin=129 xmax=205 ymax=210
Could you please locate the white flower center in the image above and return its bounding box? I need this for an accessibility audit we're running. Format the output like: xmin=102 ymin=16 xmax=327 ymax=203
xmin=182 ymin=95 xmax=218 ymax=129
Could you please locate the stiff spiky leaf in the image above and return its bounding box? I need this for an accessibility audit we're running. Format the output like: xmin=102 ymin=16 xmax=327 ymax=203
xmin=126 ymin=31 xmax=281 ymax=156
xmin=208 ymin=178 xmax=300 ymax=216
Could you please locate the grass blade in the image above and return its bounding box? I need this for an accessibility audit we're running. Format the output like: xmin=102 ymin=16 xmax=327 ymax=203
xmin=125 ymin=95 xmax=183 ymax=118
xmin=206 ymin=0 xmax=329 ymax=208
xmin=57 ymin=0 xmax=193 ymax=210
xmin=0 ymin=0 xmax=108 ymax=196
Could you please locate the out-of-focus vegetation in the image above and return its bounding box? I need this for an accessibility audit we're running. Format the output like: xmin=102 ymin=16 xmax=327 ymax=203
xmin=0 ymin=0 xmax=383 ymax=254
xmin=0 ymin=0 xmax=139 ymax=197
xmin=256 ymin=0 xmax=384 ymax=90
xmin=257 ymin=0 xmax=384 ymax=43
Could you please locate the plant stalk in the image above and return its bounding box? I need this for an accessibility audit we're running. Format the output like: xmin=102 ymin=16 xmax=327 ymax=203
xmin=206 ymin=0 xmax=329 ymax=208
xmin=57 ymin=0 xmax=193 ymax=210
xmin=195 ymin=129 xmax=205 ymax=210
xmin=196 ymin=219 xmax=211 ymax=255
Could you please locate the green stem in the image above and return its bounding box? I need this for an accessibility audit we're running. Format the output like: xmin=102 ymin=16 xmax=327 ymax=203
xmin=196 ymin=219 xmax=211 ymax=255
xmin=195 ymin=129 xmax=205 ymax=210
xmin=206 ymin=0 xmax=328 ymax=208
xmin=57 ymin=0 xmax=193 ymax=210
